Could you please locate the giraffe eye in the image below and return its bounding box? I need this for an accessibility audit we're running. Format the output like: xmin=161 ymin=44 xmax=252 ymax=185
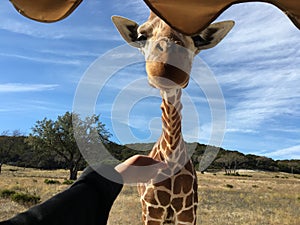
xmin=136 ymin=34 xmax=147 ymax=46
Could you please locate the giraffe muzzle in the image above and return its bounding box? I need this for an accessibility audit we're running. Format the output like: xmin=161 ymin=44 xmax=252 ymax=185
xmin=146 ymin=62 xmax=190 ymax=90
xmin=145 ymin=39 xmax=192 ymax=90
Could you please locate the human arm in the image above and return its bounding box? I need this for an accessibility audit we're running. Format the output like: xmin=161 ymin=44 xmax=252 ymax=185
xmin=0 ymin=155 xmax=165 ymax=225
xmin=0 ymin=164 xmax=123 ymax=225
xmin=115 ymin=154 xmax=167 ymax=184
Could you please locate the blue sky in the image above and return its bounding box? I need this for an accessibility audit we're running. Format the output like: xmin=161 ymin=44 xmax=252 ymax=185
xmin=0 ymin=1 xmax=299 ymax=160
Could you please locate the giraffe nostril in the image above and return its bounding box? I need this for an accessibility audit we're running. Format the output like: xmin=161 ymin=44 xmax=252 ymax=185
xmin=157 ymin=43 xmax=164 ymax=52
xmin=156 ymin=40 xmax=168 ymax=52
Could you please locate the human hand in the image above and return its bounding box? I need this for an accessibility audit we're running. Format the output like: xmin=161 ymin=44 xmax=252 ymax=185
xmin=114 ymin=155 xmax=167 ymax=184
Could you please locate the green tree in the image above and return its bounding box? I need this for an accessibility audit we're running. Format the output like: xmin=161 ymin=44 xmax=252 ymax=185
xmin=0 ymin=130 xmax=26 ymax=168
xmin=26 ymin=112 xmax=111 ymax=180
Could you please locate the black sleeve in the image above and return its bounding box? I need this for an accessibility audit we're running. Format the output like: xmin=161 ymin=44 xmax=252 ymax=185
xmin=0 ymin=165 xmax=123 ymax=225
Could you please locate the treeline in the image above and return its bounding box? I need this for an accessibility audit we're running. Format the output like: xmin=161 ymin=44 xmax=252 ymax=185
xmin=0 ymin=135 xmax=70 ymax=170
xmin=187 ymin=143 xmax=300 ymax=174
xmin=124 ymin=143 xmax=300 ymax=174
xmin=0 ymin=134 xmax=132 ymax=170
xmin=1 ymin=136 xmax=299 ymax=175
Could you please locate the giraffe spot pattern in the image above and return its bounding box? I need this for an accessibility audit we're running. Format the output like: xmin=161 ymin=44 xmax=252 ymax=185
xmin=185 ymin=193 xmax=193 ymax=208
xmin=168 ymin=95 xmax=175 ymax=104
xmin=148 ymin=207 xmax=165 ymax=219
xmin=144 ymin=187 xmax=158 ymax=205
xmin=193 ymin=178 xmax=198 ymax=202
xmin=173 ymin=174 xmax=193 ymax=194
xmin=171 ymin=197 xmax=183 ymax=212
xmin=154 ymin=173 xmax=169 ymax=185
xmin=157 ymin=190 xmax=171 ymax=206
xmin=166 ymin=207 xmax=174 ymax=222
xmin=138 ymin=88 xmax=198 ymax=224
xmin=184 ymin=162 xmax=193 ymax=173
xmin=177 ymin=207 xmax=194 ymax=223
xmin=161 ymin=138 xmax=167 ymax=150
xmin=147 ymin=221 xmax=161 ymax=225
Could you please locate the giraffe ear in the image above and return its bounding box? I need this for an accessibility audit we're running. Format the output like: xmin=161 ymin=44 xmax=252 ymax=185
xmin=112 ymin=16 xmax=140 ymax=48
xmin=192 ymin=20 xmax=234 ymax=51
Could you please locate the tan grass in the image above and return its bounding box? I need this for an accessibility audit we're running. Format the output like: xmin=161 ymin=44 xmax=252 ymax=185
xmin=109 ymin=171 xmax=300 ymax=225
xmin=0 ymin=198 xmax=26 ymax=220
xmin=1 ymin=165 xmax=299 ymax=224
xmin=0 ymin=165 xmax=73 ymax=220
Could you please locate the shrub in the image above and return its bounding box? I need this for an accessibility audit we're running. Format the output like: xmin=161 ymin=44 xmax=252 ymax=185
xmin=241 ymin=174 xmax=253 ymax=177
xmin=11 ymin=193 xmax=40 ymax=206
xmin=252 ymin=185 xmax=258 ymax=188
xmin=226 ymin=184 xmax=234 ymax=189
xmin=62 ymin=179 xmax=74 ymax=185
xmin=1 ymin=189 xmax=40 ymax=206
xmin=0 ymin=189 xmax=16 ymax=198
xmin=44 ymin=179 xmax=60 ymax=184
xmin=224 ymin=173 xmax=252 ymax=177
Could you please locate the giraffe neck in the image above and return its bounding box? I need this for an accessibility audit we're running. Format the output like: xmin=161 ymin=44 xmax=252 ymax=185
xmin=140 ymin=89 xmax=198 ymax=225
xmin=154 ymin=88 xmax=186 ymax=161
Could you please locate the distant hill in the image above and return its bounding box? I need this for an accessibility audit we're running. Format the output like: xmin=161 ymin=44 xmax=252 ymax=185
xmin=1 ymin=135 xmax=299 ymax=174
xmin=121 ymin=142 xmax=300 ymax=174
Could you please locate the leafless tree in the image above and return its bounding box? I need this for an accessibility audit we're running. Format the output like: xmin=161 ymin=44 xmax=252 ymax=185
xmin=216 ymin=152 xmax=248 ymax=174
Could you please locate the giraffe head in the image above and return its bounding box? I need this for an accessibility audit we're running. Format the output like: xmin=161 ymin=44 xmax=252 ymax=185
xmin=112 ymin=12 xmax=234 ymax=90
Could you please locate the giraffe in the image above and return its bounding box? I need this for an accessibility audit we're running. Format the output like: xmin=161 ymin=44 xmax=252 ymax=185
xmin=112 ymin=11 xmax=234 ymax=225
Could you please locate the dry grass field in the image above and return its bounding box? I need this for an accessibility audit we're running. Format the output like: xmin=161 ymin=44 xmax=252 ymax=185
xmin=0 ymin=165 xmax=299 ymax=224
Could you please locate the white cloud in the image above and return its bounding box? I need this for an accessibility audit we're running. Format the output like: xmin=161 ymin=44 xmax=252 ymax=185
xmin=218 ymin=65 xmax=300 ymax=132
xmin=226 ymin=128 xmax=258 ymax=134
xmin=0 ymin=52 xmax=83 ymax=65
xmin=197 ymin=3 xmax=300 ymax=134
xmin=264 ymin=145 xmax=300 ymax=160
xmin=0 ymin=83 xmax=58 ymax=93
xmin=0 ymin=99 xmax=68 ymax=114
xmin=0 ymin=17 xmax=120 ymax=41
xmin=270 ymin=128 xmax=300 ymax=133
xmin=206 ymin=3 xmax=299 ymax=68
